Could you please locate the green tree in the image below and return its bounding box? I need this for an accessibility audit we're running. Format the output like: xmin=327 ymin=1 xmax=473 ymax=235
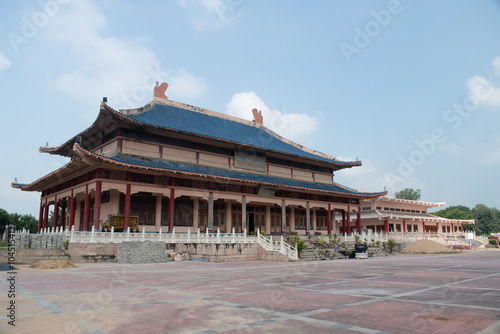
xmin=9 ymin=212 xmax=38 ymax=233
xmin=433 ymin=205 xmax=475 ymax=232
xmin=471 ymin=204 xmax=500 ymax=235
xmin=0 ymin=209 xmax=39 ymax=235
xmin=0 ymin=209 xmax=10 ymax=235
xmin=433 ymin=204 xmax=500 ymax=235
xmin=433 ymin=205 xmax=472 ymax=220
xmin=394 ymin=188 xmax=421 ymax=201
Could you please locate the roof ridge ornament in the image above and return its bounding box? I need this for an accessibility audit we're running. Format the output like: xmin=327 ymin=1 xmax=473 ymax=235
xmin=154 ymin=81 xmax=169 ymax=100
xmin=252 ymin=108 xmax=263 ymax=126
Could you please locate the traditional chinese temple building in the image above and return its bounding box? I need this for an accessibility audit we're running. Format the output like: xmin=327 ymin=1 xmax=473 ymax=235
xmin=336 ymin=195 xmax=475 ymax=234
xmin=13 ymin=83 xmax=387 ymax=235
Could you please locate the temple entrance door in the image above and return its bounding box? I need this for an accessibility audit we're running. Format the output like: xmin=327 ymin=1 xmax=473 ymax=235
xmin=248 ymin=213 xmax=255 ymax=234
xmin=270 ymin=214 xmax=281 ymax=235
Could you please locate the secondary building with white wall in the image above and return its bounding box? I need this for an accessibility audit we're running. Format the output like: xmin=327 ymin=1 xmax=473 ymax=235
xmin=337 ymin=195 xmax=475 ymax=234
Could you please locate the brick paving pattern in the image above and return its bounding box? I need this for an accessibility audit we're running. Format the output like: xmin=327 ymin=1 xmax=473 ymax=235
xmin=1 ymin=251 xmax=499 ymax=333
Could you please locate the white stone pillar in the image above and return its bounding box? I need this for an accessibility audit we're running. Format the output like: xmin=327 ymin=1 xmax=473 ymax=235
xmin=290 ymin=206 xmax=295 ymax=232
xmin=193 ymin=198 xmax=199 ymax=230
xmin=282 ymin=200 xmax=286 ymax=233
xmin=265 ymin=204 xmax=271 ymax=234
xmin=75 ymin=198 xmax=82 ymax=231
xmin=242 ymin=196 xmax=247 ymax=232
xmin=208 ymin=193 xmax=214 ymax=231
xmin=306 ymin=202 xmax=310 ymax=234
xmin=332 ymin=209 xmax=336 ymax=235
xmin=225 ymin=200 xmax=232 ymax=233
xmin=312 ymin=207 xmax=317 ymax=233
xmin=155 ymin=194 xmax=162 ymax=232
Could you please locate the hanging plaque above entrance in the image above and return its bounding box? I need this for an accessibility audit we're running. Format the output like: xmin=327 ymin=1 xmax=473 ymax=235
xmin=234 ymin=148 xmax=266 ymax=173
xmin=258 ymin=186 xmax=276 ymax=197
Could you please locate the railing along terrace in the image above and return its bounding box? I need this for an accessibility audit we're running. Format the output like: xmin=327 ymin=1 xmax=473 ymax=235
xmin=341 ymin=231 xmax=389 ymax=243
xmin=68 ymin=226 xmax=254 ymax=244
xmin=62 ymin=226 xmax=299 ymax=260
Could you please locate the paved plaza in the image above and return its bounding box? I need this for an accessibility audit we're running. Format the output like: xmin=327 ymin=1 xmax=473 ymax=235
xmin=1 ymin=251 xmax=499 ymax=333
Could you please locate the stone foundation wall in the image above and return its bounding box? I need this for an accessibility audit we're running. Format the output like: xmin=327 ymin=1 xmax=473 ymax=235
xmin=167 ymin=243 xmax=294 ymax=262
xmin=117 ymin=241 xmax=168 ymax=264
xmin=0 ymin=248 xmax=69 ymax=264
xmin=168 ymin=243 xmax=261 ymax=262
xmin=68 ymin=243 xmax=118 ymax=263
xmin=62 ymin=242 xmax=293 ymax=264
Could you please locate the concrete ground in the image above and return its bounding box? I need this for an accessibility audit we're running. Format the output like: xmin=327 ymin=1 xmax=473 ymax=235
xmin=1 ymin=251 xmax=499 ymax=334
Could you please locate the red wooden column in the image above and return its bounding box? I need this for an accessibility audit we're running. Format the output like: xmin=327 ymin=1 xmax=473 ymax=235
xmin=69 ymin=190 xmax=76 ymax=229
xmin=436 ymin=222 xmax=439 ymax=233
xmin=327 ymin=204 xmax=332 ymax=235
xmin=384 ymin=219 xmax=389 ymax=233
xmin=38 ymin=199 xmax=44 ymax=233
xmin=341 ymin=210 xmax=346 ymax=234
xmin=346 ymin=206 xmax=351 ymax=235
xmin=60 ymin=200 xmax=67 ymax=230
xmin=356 ymin=206 xmax=361 ymax=233
xmin=43 ymin=199 xmax=49 ymax=231
xmin=451 ymin=222 xmax=454 ymax=233
xmin=168 ymin=177 xmax=176 ymax=233
xmin=422 ymin=221 xmax=426 ymax=233
xmin=83 ymin=184 xmax=90 ymax=231
xmin=93 ymin=169 xmax=103 ymax=231
xmin=403 ymin=220 xmax=406 ymax=233
xmin=53 ymin=195 xmax=59 ymax=230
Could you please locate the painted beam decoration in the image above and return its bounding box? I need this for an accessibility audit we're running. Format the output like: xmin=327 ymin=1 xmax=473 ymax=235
xmin=234 ymin=148 xmax=266 ymax=173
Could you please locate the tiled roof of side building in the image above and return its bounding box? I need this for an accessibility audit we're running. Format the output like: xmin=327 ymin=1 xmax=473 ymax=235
xmin=98 ymin=152 xmax=385 ymax=198
xmin=120 ymin=101 xmax=358 ymax=166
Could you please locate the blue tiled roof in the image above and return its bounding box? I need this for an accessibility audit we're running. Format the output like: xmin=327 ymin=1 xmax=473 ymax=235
xmin=105 ymin=153 xmax=382 ymax=197
xmin=123 ymin=103 xmax=353 ymax=165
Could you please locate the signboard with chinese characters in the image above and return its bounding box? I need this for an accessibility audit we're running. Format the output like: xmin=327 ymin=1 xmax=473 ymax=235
xmin=258 ymin=186 xmax=276 ymax=197
xmin=234 ymin=148 xmax=266 ymax=173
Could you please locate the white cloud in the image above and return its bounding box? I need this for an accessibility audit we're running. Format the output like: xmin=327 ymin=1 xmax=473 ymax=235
xmin=178 ymin=0 xmax=241 ymax=31
xmin=477 ymin=134 xmax=500 ymax=166
xmin=334 ymin=157 xmax=385 ymax=192
xmin=168 ymin=68 xmax=207 ymax=101
xmin=44 ymin=0 xmax=206 ymax=110
xmin=0 ymin=52 xmax=11 ymax=71
xmin=225 ymin=91 xmax=319 ymax=142
xmin=334 ymin=156 xmax=427 ymax=195
xmin=438 ymin=142 xmax=462 ymax=158
xmin=466 ymin=56 xmax=500 ymax=107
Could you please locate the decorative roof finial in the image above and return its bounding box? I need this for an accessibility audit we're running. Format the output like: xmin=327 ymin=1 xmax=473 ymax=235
xmin=252 ymin=108 xmax=263 ymax=125
xmin=154 ymin=82 xmax=169 ymax=100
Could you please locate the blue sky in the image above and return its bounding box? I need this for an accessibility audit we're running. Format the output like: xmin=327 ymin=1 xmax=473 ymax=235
xmin=1 ymin=0 xmax=500 ymax=217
